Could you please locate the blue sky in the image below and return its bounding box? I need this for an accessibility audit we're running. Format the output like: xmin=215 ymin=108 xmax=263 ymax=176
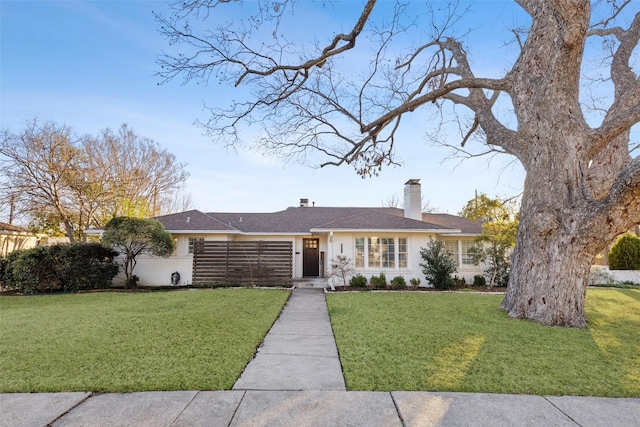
xmin=1 ymin=0 xmax=531 ymax=215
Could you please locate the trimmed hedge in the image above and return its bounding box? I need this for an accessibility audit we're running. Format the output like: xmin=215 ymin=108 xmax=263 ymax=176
xmin=0 ymin=243 xmax=119 ymax=294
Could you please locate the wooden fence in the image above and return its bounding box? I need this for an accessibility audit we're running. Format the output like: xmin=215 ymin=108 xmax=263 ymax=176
xmin=192 ymin=241 xmax=293 ymax=286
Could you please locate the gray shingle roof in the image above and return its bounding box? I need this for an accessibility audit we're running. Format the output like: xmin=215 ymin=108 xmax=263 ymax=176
xmin=156 ymin=209 xmax=238 ymax=232
xmin=154 ymin=206 xmax=478 ymax=235
xmin=422 ymin=213 xmax=483 ymax=234
xmin=313 ymin=210 xmax=450 ymax=231
xmin=381 ymin=208 xmax=483 ymax=234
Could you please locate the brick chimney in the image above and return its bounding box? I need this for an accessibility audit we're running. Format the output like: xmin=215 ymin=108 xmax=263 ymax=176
xmin=404 ymin=179 xmax=422 ymax=220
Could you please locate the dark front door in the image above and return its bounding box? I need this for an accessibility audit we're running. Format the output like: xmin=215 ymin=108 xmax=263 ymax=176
xmin=303 ymin=238 xmax=320 ymax=277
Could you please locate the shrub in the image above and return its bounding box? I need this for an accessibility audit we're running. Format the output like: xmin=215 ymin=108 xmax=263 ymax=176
xmin=409 ymin=278 xmax=421 ymax=289
xmin=349 ymin=274 xmax=368 ymax=288
xmin=125 ymin=275 xmax=140 ymax=289
xmin=473 ymin=275 xmax=487 ymax=287
xmin=453 ymin=275 xmax=466 ymax=286
xmin=6 ymin=246 xmax=58 ymax=294
xmin=0 ymin=251 xmax=21 ymax=289
xmin=391 ymin=276 xmax=407 ymax=290
xmin=1 ymin=243 xmax=119 ymax=294
xmin=609 ymin=233 xmax=640 ymax=270
xmin=420 ymin=240 xmax=457 ymax=289
xmin=370 ymin=273 xmax=387 ymax=289
xmin=56 ymin=243 xmax=120 ymax=291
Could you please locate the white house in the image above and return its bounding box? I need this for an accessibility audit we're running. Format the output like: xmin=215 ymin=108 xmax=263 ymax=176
xmin=109 ymin=180 xmax=484 ymax=287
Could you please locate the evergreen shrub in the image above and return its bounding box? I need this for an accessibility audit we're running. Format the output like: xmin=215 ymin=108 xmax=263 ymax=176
xmin=609 ymin=233 xmax=640 ymax=270
xmin=349 ymin=274 xmax=368 ymax=288
xmin=420 ymin=240 xmax=457 ymax=289
xmin=370 ymin=273 xmax=387 ymax=289
xmin=391 ymin=276 xmax=407 ymax=289
xmin=473 ymin=275 xmax=487 ymax=287
xmin=1 ymin=243 xmax=119 ymax=294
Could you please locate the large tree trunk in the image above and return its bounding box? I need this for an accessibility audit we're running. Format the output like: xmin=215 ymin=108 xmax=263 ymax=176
xmin=500 ymin=1 xmax=594 ymax=327
xmin=501 ymin=166 xmax=593 ymax=327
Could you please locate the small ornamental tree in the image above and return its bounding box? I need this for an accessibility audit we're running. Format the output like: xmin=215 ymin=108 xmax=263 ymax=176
xmin=419 ymin=240 xmax=457 ymax=290
xmin=609 ymin=233 xmax=640 ymax=270
xmin=462 ymin=194 xmax=519 ymax=288
xmin=102 ymin=217 xmax=174 ymax=287
xmin=327 ymin=255 xmax=355 ymax=290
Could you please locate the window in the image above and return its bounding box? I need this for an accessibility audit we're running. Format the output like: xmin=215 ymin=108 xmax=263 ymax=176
xmin=355 ymin=237 xmax=365 ymax=268
xmin=443 ymin=240 xmax=475 ymax=267
xmin=461 ymin=240 xmax=475 ymax=266
xmin=188 ymin=237 xmax=204 ymax=254
xmin=444 ymin=240 xmax=459 ymax=266
xmin=398 ymin=238 xmax=408 ymax=268
xmin=368 ymin=237 xmax=395 ymax=268
xmin=355 ymin=236 xmax=408 ymax=270
xmin=304 ymin=239 xmax=318 ymax=249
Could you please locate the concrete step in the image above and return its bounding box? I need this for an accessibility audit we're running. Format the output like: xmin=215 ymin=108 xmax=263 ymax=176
xmin=293 ymin=278 xmax=328 ymax=289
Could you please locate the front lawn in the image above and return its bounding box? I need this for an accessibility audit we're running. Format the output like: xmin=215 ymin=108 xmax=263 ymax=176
xmin=327 ymin=289 xmax=640 ymax=397
xmin=0 ymin=289 xmax=289 ymax=392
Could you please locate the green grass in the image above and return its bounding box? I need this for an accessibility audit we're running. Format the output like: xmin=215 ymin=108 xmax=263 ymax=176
xmin=327 ymin=289 xmax=640 ymax=397
xmin=0 ymin=289 xmax=289 ymax=393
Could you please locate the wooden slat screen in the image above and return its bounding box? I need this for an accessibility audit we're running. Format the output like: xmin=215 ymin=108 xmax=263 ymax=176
xmin=192 ymin=241 xmax=293 ymax=286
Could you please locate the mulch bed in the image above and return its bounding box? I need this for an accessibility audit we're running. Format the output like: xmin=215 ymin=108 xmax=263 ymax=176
xmin=325 ymin=284 xmax=507 ymax=293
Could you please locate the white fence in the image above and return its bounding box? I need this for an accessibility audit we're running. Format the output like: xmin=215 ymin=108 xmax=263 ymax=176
xmin=589 ymin=266 xmax=640 ymax=285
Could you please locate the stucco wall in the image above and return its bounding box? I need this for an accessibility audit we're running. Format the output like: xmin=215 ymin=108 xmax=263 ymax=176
xmin=589 ymin=266 xmax=640 ymax=285
xmin=0 ymin=235 xmax=38 ymax=256
xmin=128 ymin=232 xmax=485 ymax=287
xmin=327 ymin=232 xmax=484 ymax=285
xmin=113 ymin=254 xmax=193 ymax=286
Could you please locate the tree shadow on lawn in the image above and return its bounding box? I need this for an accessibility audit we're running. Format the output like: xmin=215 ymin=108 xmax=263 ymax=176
xmin=329 ymin=291 xmax=640 ymax=397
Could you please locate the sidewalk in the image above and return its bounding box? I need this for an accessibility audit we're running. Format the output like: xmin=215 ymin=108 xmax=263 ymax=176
xmin=232 ymin=288 xmax=345 ymax=391
xmin=1 ymin=288 xmax=639 ymax=426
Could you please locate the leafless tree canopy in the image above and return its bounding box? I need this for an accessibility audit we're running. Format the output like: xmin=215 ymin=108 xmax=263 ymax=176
xmin=0 ymin=120 xmax=190 ymax=240
xmin=157 ymin=0 xmax=639 ymax=327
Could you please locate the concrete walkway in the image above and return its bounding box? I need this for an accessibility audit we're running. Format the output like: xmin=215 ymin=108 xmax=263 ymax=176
xmin=2 ymin=288 xmax=639 ymax=426
xmin=233 ymin=288 xmax=345 ymax=391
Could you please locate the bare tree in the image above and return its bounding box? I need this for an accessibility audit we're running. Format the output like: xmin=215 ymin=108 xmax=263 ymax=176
xmin=383 ymin=193 xmax=439 ymax=213
xmin=0 ymin=120 xmax=83 ymax=240
xmin=382 ymin=193 xmax=402 ymax=208
xmin=0 ymin=121 xmax=191 ymax=240
xmin=157 ymin=1 xmax=640 ymax=327
xmin=82 ymin=124 xmax=191 ymax=222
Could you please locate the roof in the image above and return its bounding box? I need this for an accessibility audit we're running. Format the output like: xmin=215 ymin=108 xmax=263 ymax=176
xmin=0 ymin=222 xmax=33 ymax=234
xmin=381 ymin=208 xmax=483 ymax=234
xmin=154 ymin=206 xmax=479 ymax=235
xmin=312 ymin=210 xmax=450 ymax=232
xmin=422 ymin=213 xmax=483 ymax=234
xmin=156 ymin=209 xmax=238 ymax=233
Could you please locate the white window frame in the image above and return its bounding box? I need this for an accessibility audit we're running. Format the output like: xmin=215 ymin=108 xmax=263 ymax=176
xmin=461 ymin=240 xmax=475 ymax=266
xmin=443 ymin=239 xmax=475 ymax=267
xmin=354 ymin=236 xmax=409 ymax=270
xmin=444 ymin=240 xmax=460 ymax=267
xmin=188 ymin=237 xmax=204 ymax=254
